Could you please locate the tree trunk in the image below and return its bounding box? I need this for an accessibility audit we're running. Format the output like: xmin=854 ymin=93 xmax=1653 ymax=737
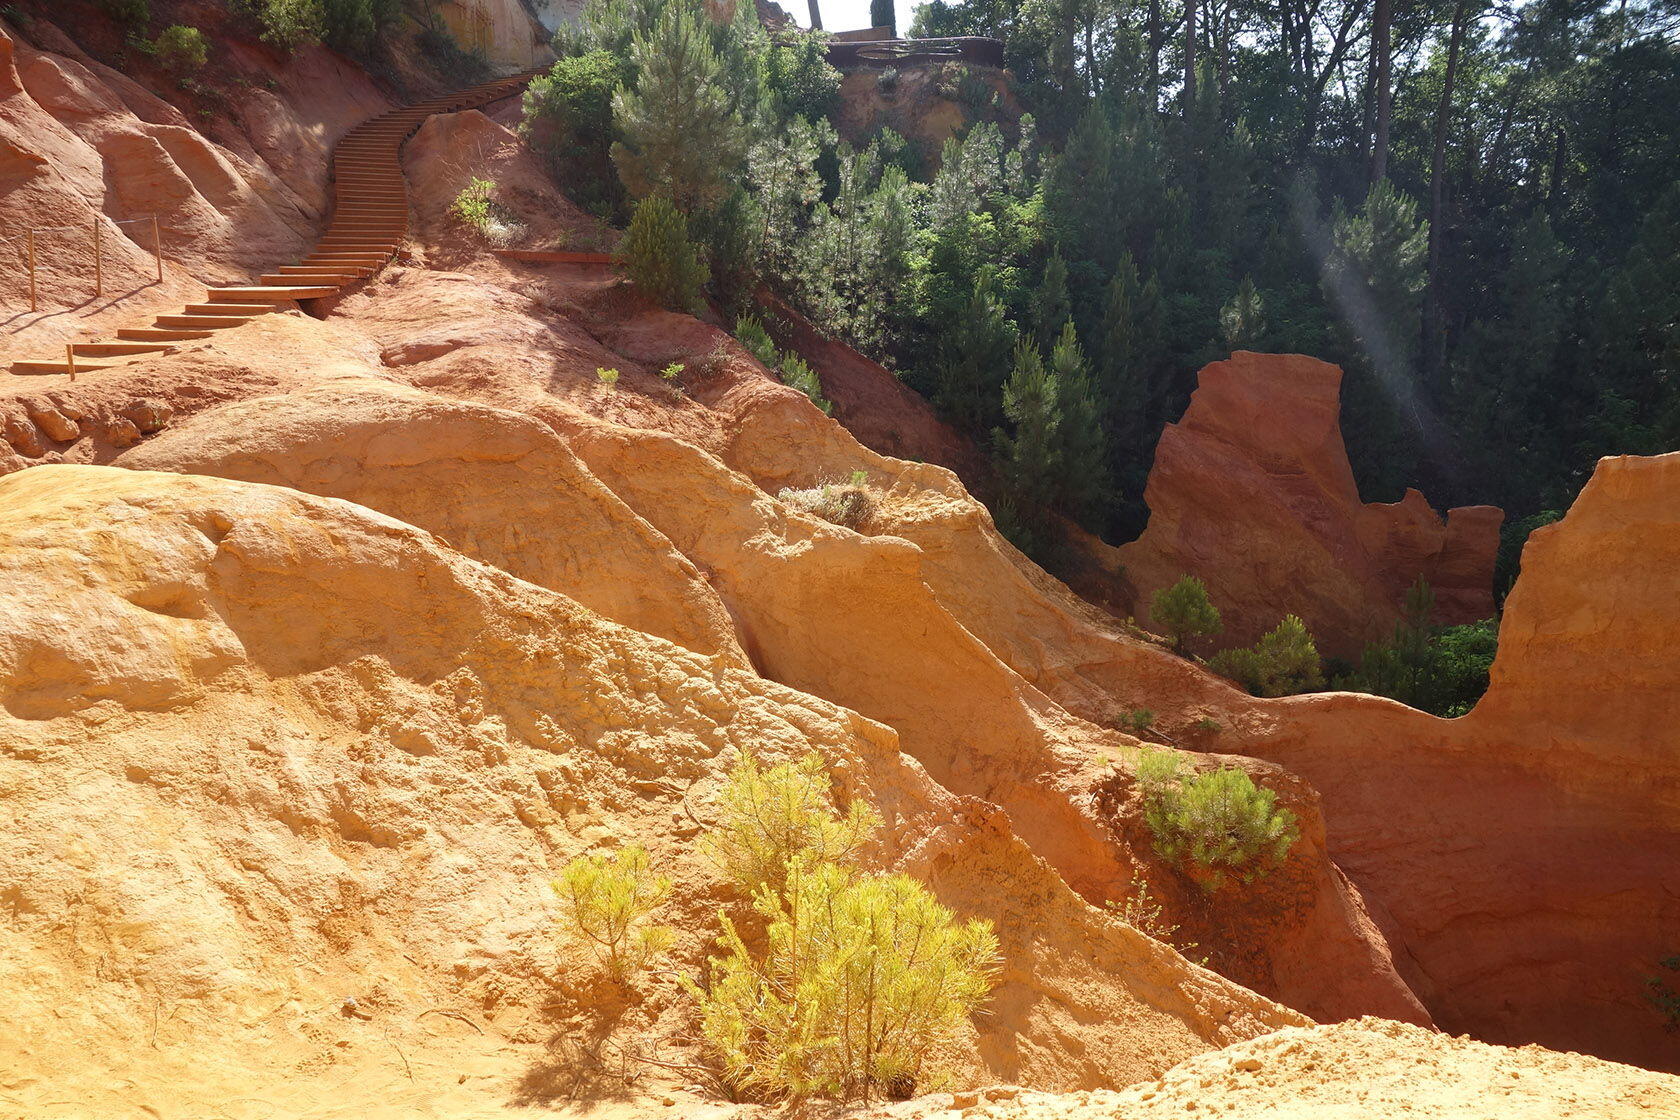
xmin=1148 ymin=0 xmax=1163 ymax=98
xmin=1369 ymin=0 xmax=1393 ymax=184
xmin=807 ymin=0 xmax=822 ymax=30
xmin=1184 ymin=0 xmax=1198 ymax=110
xmin=1547 ymin=126 xmax=1568 ymax=214
xmin=1218 ymin=0 xmax=1232 ymax=106
xmin=1424 ymin=0 xmax=1471 ymax=394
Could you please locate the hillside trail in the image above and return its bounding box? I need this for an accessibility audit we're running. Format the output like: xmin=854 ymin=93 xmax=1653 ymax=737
xmin=6 ymin=67 xmax=544 ymax=378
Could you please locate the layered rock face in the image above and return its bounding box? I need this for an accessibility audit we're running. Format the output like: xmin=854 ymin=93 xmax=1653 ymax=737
xmin=1237 ymin=451 xmax=1680 ymax=1071
xmin=2 ymin=60 xmax=1676 ymax=1116
xmin=1114 ymin=352 xmax=1503 ymax=657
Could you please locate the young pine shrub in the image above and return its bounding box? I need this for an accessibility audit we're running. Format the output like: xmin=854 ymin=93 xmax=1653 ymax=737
xmin=153 ymin=25 xmax=208 ymax=72
xmin=1150 ymin=575 xmax=1223 ymax=654
xmin=1208 ymin=614 xmax=1325 ymax=697
xmin=596 ymin=366 xmax=621 ymax=388
xmin=778 ymin=353 xmax=832 ymax=414
xmin=733 ymin=313 xmax=780 ymax=369
xmin=554 ymin=844 xmax=675 ymax=981
xmin=690 ymin=752 xmax=1000 ymax=1103
xmin=1136 ymin=750 xmax=1299 ymax=891
xmin=621 ymin=194 xmax=709 ymax=313
xmin=699 ymin=861 xmax=1000 ymax=1103
xmin=697 ymin=753 xmax=876 ymax=899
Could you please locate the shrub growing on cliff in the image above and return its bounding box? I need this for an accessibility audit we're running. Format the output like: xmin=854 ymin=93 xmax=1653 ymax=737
xmin=690 ymin=752 xmax=998 ymax=1102
xmin=153 ymin=25 xmax=208 ymax=72
xmin=779 ymin=479 xmax=875 ymax=531
xmin=1150 ymin=576 xmax=1222 ymax=654
xmin=1209 ymin=615 xmax=1325 ymax=697
xmin=698 ymin=753 xmax=876 ymax=898
xmin=621 ymin=194 xmax=709 ymax=312
xmin=555 ymin=844 xmax=674 ymax=980
xmin=1138 ymin=750 xmax=1299 ymax=890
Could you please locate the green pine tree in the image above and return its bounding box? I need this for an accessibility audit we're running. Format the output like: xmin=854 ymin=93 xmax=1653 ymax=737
xmin=1032 ymin=249 xmax=1071 ymax=353
xmin=620 ymin=194 xmax=710 ymax=312
xmin=1048 ymin=320 xmax=1111 ymax=529
xmin=611 ymin=0 xmax=745 ymax=215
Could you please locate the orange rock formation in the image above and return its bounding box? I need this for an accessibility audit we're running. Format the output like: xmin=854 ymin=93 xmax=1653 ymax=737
xmin=1114 ymin=352 xmax=1503 ymax=657
xmin=1 ymin=20 xmax=1675 ymax=1116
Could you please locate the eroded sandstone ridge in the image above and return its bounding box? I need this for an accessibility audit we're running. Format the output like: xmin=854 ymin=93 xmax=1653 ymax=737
xmin=1112 ymin=352 xmax=1503 ymax=657
xmin=1 ymin=38 xmax=1677 ymax=1118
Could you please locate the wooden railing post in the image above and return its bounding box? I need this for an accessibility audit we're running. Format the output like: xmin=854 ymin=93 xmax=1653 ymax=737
xmin=93 ymin=219 xmax=103 ymax=298
xmin=66 ymin=344 xmax=75 ymax=382
xmin=26 ymin=227 xmax=36 ymax=313
xmin=151 ymin=216 xmax=162 ymax=283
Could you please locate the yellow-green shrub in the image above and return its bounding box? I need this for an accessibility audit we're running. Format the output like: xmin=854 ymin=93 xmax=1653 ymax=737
xmin=690 ymin=752 xmax=999 ymax=1103
xmin=554 ymin=843 xmax=674 ymax=980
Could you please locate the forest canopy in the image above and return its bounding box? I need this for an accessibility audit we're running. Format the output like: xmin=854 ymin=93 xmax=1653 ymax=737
xmin=526 ymin=0 xmax=1680 ymax=552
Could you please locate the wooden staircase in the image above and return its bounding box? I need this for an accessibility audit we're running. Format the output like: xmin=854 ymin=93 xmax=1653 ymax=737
xmin=11 ymin=68 xmax=543 ymax=378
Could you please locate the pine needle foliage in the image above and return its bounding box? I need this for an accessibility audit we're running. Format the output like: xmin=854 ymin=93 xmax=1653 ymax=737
xmin=554 ymin=844 xmax=675 ymax=979
xmin=621 ymin=194 xmax=709 ymax=312
xmin=690 ymin=753 xmax=999 ymax=1103
xmin=1137 ymin=750 xmax=1299 ymax=890
xmin=1208 ymin=614 xmax=1326 ymax=697
xmin=1150 ymin=575 xmax=1222 ymax=653
xmin=698 ymin=753 xmax=877 ymax=900
xmin=610 ymin=0 xmax=743 ymax=214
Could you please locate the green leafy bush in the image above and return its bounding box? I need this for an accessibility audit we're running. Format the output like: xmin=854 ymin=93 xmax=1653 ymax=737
xmin=450 ymin=177 xmax=523 ymax=246
xmin=554 ymin=844 xmax=674 ymax=980
xmin=620 ymin=194 xmax=709 ymax=312
xmin=764 ymin=33 xmax=841 ymax=123
xmin=153 ymin=24 xmax=208 ymax=71
xmin=521 ymin=50 xmax=628 ymax=216
xmin=99 ymin=0 xmax=151 ymax=29
xmin=1208 ymin=614 xmax=1325 ymax=697
xmin=1150 ymin=575 xmax=1223 ymax=653
xmin=1121 ymin=708 xmax=1155 ymax=735
xmin=691 ymin=752 xmax=998 ymax=1103
xmin=1138 ymin=750 xmax=1299 ymax=890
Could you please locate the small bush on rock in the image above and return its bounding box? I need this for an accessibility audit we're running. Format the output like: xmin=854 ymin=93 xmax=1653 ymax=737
xmin=1150 ymin=575 xmax=1222 ymax=653
xmin=1137 ymin=750 xmax=1299 ymax=890
xmin=555 ymin=844 xmax=674 ymax=980
xmin=621 ymin=194 xmax=709 ymax=312
xmin=690 ymin=752 xmax=998 ymax=1103
xmin=779 ymin=480 xmax=876 ymax=530
xmin=1208 ymin=614 xmax=1325 ymax=697
xmin=154 ymin=25 xmax=208 ymax=72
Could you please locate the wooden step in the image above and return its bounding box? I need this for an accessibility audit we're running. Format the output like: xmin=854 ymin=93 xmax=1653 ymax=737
xmin=208 ymin=286 xmax=336 ymax=302
xmin=182 ymin=302 xmax=277 ymax=315
xmin=261 ymin=272 xmax=357 ymax=285
xmin=304 ymin=252 xmax=389 ymax=262
xmin=156 ymin=313 xmax=258 ymax=328
xmin=277 ymin=265 xmax=370 ymax=278
xmin=11 ymin=356 xmax=133 ymax=375
xmin=71 ymin=341 xmax=178 ymax=357
xmin=119 ymin=327 xmax=216 ymax=341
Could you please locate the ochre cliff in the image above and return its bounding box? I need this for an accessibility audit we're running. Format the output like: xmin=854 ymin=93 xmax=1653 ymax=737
xmin=1113 ymin=352 xmax=1503 ymax=657
xmin=1 ymin=30 xmax=1676 ymax=1116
